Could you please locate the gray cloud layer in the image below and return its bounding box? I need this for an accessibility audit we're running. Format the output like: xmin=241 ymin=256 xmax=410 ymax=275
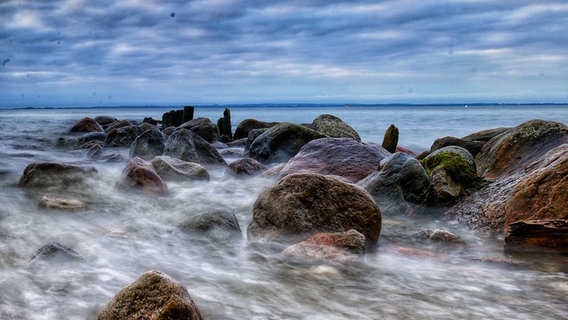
xmin=1 ymin=0 xmax=568 ymax=106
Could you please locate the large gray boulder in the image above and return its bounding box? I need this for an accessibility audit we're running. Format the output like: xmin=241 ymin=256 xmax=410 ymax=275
xmin=248 ymin=173 xmax=381 ymax=244
xmin=358 ymin=152 xmax=430 ymax=215
xmin=312 ymin=114 xmax=361 ymax=141
xmin=234 ymin=119 xmax=278 ymax=140
xmin=129 ymin=128 xmax=167 ymax=160
xmin=248 ymin=122 xmax=325 ymax=164
xmin=279 ymin=137 xmax=390 ymax=182
xmin=163 ymin=129 xmax=226 ymax=166
xmin=179 ymin=117 xmax=220 ymax=143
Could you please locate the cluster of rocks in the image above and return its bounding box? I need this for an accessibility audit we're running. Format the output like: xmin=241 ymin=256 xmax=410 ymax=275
xmin=19 ymin=108 xmax=568 ymax=318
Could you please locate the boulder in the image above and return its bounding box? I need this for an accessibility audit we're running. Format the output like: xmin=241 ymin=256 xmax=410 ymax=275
xmin=129 ymin=128 xmax=167 ymax=160
xmin=38 ymin=195 xmax=86 ymax=210
xmin=476 ymin=120 xmax=568 ymax=178
xmin=358 ymin=152 xmax=430 ymax=215
xmin=430 ymin=136 xmax=485 ymax=157
xmin=94 ymin=115 xmax=118 ymax=128
xmin=106 ymin=122 xmax=148 ymax=147
xmin=248 ymin=122 xmax=325 ymax=164
xmin=312 ymin=114 xmax=361 ymax=141
xmin=69 ymin=117 xmax=104 ymax=133
xmin=105 ymin=120 xmax=132 ymax=133
xmin=282 ymin=229 xmax=366 ymax=264
xmin=225 ymin=158 xmax=266 ymax=177
xmin=163 ymin=129 xmax=226 ymax=166
xmin=120 ymin=157 xmax=168 ymax=196
xmin=247 ymin=173 xmax=381 ymax=244
xmin=422 ymin=146 xmax=481 ymax=203
xmin=446 ymin=144 xmax=568 ymax=232
xmin=151 ymin=156 xmax=210 ymax=181
xmin=234 ymin=119 xmax=278 ymax=140
xmin=78 ymin=132 xmax=107 ymax=145
xmin=244 ymin=128 xmax=269 ymax=151
xmin=413 ymin=229 xmax=465 ymax=244
xmin=179 ymin=117 xmax=220 ymax=143
xmin=381 ymin=124 xmax=398 ymax=153
xmin=19 ymin=162 xmax=98 ymax=188
xmin=505 ymin=219 xmax=568 ymax=251
xmin=98 ymin=270 xmax=203 ymax=320
xmin=178 ymin=208 xmax=241 ymax=241
xmin=279 ymin=138 xmax=390 ymax=183
xmin=461 ymin=127 xmax=510 ymax=142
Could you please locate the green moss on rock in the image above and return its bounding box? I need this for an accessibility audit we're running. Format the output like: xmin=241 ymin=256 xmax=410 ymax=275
xmin=422 ymin=151 xmax=477 ymax=185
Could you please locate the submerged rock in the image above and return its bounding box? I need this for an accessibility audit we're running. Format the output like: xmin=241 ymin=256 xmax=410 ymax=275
xmin=279 ymin=137 xmax=390 ymax=182
xmin=19 ymin=162 xmax=98 ymax=188
xmin=414 ymin=229 xmax=465 ymax=244
xmin=38 ymin=195 xmax=86 ymax=210
xmin=248 ymin=173 xmax=381 ymax=244
xmin=69 ymin=117 xmax=104 ymax=133
xmin=98 ymin=270 xmax=203 ymax=320
xmin=29 ymin=242 xmax=83 ymax=265
xmin=120 ymin=157 xmax=168 ymax=196
xmin=358 ymin=152 xmax=430 ymax=215
xmin=282 ymin=229 xmax=366 ymax=264
xmin=151 ymin=156 xmax=210 ymax=181
xmin=312 ymin=114 xmax=361 ymax=141
xmin=178 ymin=208 xmax=242 ymax=241
xmin=248 ymin=122 xmax=324 ymax=164
xmin=163 ymin=129 xmax=226 ymax=166
xmin=475 ymin=120 xmax=568 ymax=178
xmin=225 ymin=158 xmax=266 ymax=177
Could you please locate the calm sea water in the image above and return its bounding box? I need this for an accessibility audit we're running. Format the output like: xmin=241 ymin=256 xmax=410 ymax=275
xmin=0 ymin=105 xmax=567 ymax=319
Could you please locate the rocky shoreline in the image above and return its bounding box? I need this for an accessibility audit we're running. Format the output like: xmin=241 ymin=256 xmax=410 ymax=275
xmin=19 ymin=108 xmax=568 ymax=319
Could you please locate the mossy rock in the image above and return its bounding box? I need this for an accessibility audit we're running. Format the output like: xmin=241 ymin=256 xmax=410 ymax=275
xmin=422 ymin=150 xmax=477 ymax=185
xmin=312 ymin=114 xmax=361 ymax=141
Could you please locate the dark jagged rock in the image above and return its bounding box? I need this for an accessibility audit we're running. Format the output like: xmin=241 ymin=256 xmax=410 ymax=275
xmin=248 ymin=122 xmax=325 ymax=164
xmin=106 ymin=122 xmax=157 ymax=148
xmin=233 ymin=119 xmax=278 ymax=140
xmin=225 ymin=158 xmax=266 ymax=177
xmin=217 ymin=108 xmax=233 ymax=141
xmin=358 ymin=152 xmax=430 ymax=215
xmin=430 ymin=136 xmax=485 ymax=157
xmin=142 ymin=117 xmax=157 ymax=125
xmin=151 ymin=156 xmax=210 ymax=181
xmin=248 ymin=173 xmax=381 ymax=244
xmin=279 ymin=137 xmax=390 ymax=183
xmin=476 ymin=120 xmax=568 ymax=178
xmin=179 ymin=117 xmax=220 ymax=143
xmin=178 ymin=208 xmax=241 ymax=241
xmin=163 ymin=129 xmax=226 ymax=166
xmin=244 ymin=128 xmax=269 ymax=151
xmin=69 ymin=117 xmax=104 ymax=133
xmin=129 ymin=128 xmax=167 ymax=160
xmin=19 ymin=162 xmax=98 ymax=188
xmin=505 ymin=219 xmax=568 ymax=251
xmin=312 ymin=114 xmax=361 ymax=141
xmin=381 ymin=124 xmax=399 ymax=153
xmin=98 ymin=270 xmax=203 ymax=320
xmin=282 ymin=229 xmax=366 ymax=263
xmin=120 ymin=157 xmax=168 ymax=196
xmin=87 ymin=142 xmax=105 ymax=159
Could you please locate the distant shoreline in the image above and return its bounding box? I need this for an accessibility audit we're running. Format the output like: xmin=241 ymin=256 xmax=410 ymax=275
xmin=4 ymin=102 xmax=568 ymax=110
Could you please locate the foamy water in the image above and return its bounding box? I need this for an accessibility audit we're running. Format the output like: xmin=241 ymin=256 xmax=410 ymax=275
xmin=0 ymin=105 xmax=567 ymax=319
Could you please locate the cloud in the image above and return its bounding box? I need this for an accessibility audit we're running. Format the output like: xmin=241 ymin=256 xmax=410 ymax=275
xmin=1 ymin=0 xmax=567 ymax=107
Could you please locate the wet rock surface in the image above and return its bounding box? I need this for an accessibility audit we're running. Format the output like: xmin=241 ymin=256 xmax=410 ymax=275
xmin=151 ymin=156 xmax=210 ymax=181
xmin=282 ymin=229 xmax=366 ymax=264
xmin=19 ymin=162 xmax=98 ymax=188
xmin=163 ymin=128 xmax=226 ymax=166
xmin=120 ymin=157 xmax=168 ymax=196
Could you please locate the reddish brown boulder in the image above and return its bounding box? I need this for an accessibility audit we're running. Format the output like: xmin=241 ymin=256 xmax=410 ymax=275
xmin=279 ymin=138 xmax=390 ymax=183
xmin=505 ymin=219 xmax=568 ymax=251
xmin=120 ymin=157 xmax=168 ymax=196
xmin=282 ymin=229 xmax=366 ymax=263
xmin=475 ymin=120 xmax=568 ymax=178
xmin=98 ymin=270 xmax=203 ymax=320
xmin=504 ymin=144 xmax=568 ymax=225
xmin=69 ymin=117 xmax=104 ymax=133
xmin=247 ymin=173 xmax=381 ymax=244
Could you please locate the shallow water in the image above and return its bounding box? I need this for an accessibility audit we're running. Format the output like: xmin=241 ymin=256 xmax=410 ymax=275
xmin=0 ymin=105 xmax=567 ymax=319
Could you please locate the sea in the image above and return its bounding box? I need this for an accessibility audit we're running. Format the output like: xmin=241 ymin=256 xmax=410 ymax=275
xmin=0 ymin=104 xmax=567 ymax=319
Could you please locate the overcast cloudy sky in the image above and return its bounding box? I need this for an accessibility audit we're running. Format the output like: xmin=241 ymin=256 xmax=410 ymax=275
xmin=1 ymin=0 xmax=568 ymax=107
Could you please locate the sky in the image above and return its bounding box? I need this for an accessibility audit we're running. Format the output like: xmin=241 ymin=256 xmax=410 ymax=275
xmin=1 ymin=0 xmax=568 ymax=107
